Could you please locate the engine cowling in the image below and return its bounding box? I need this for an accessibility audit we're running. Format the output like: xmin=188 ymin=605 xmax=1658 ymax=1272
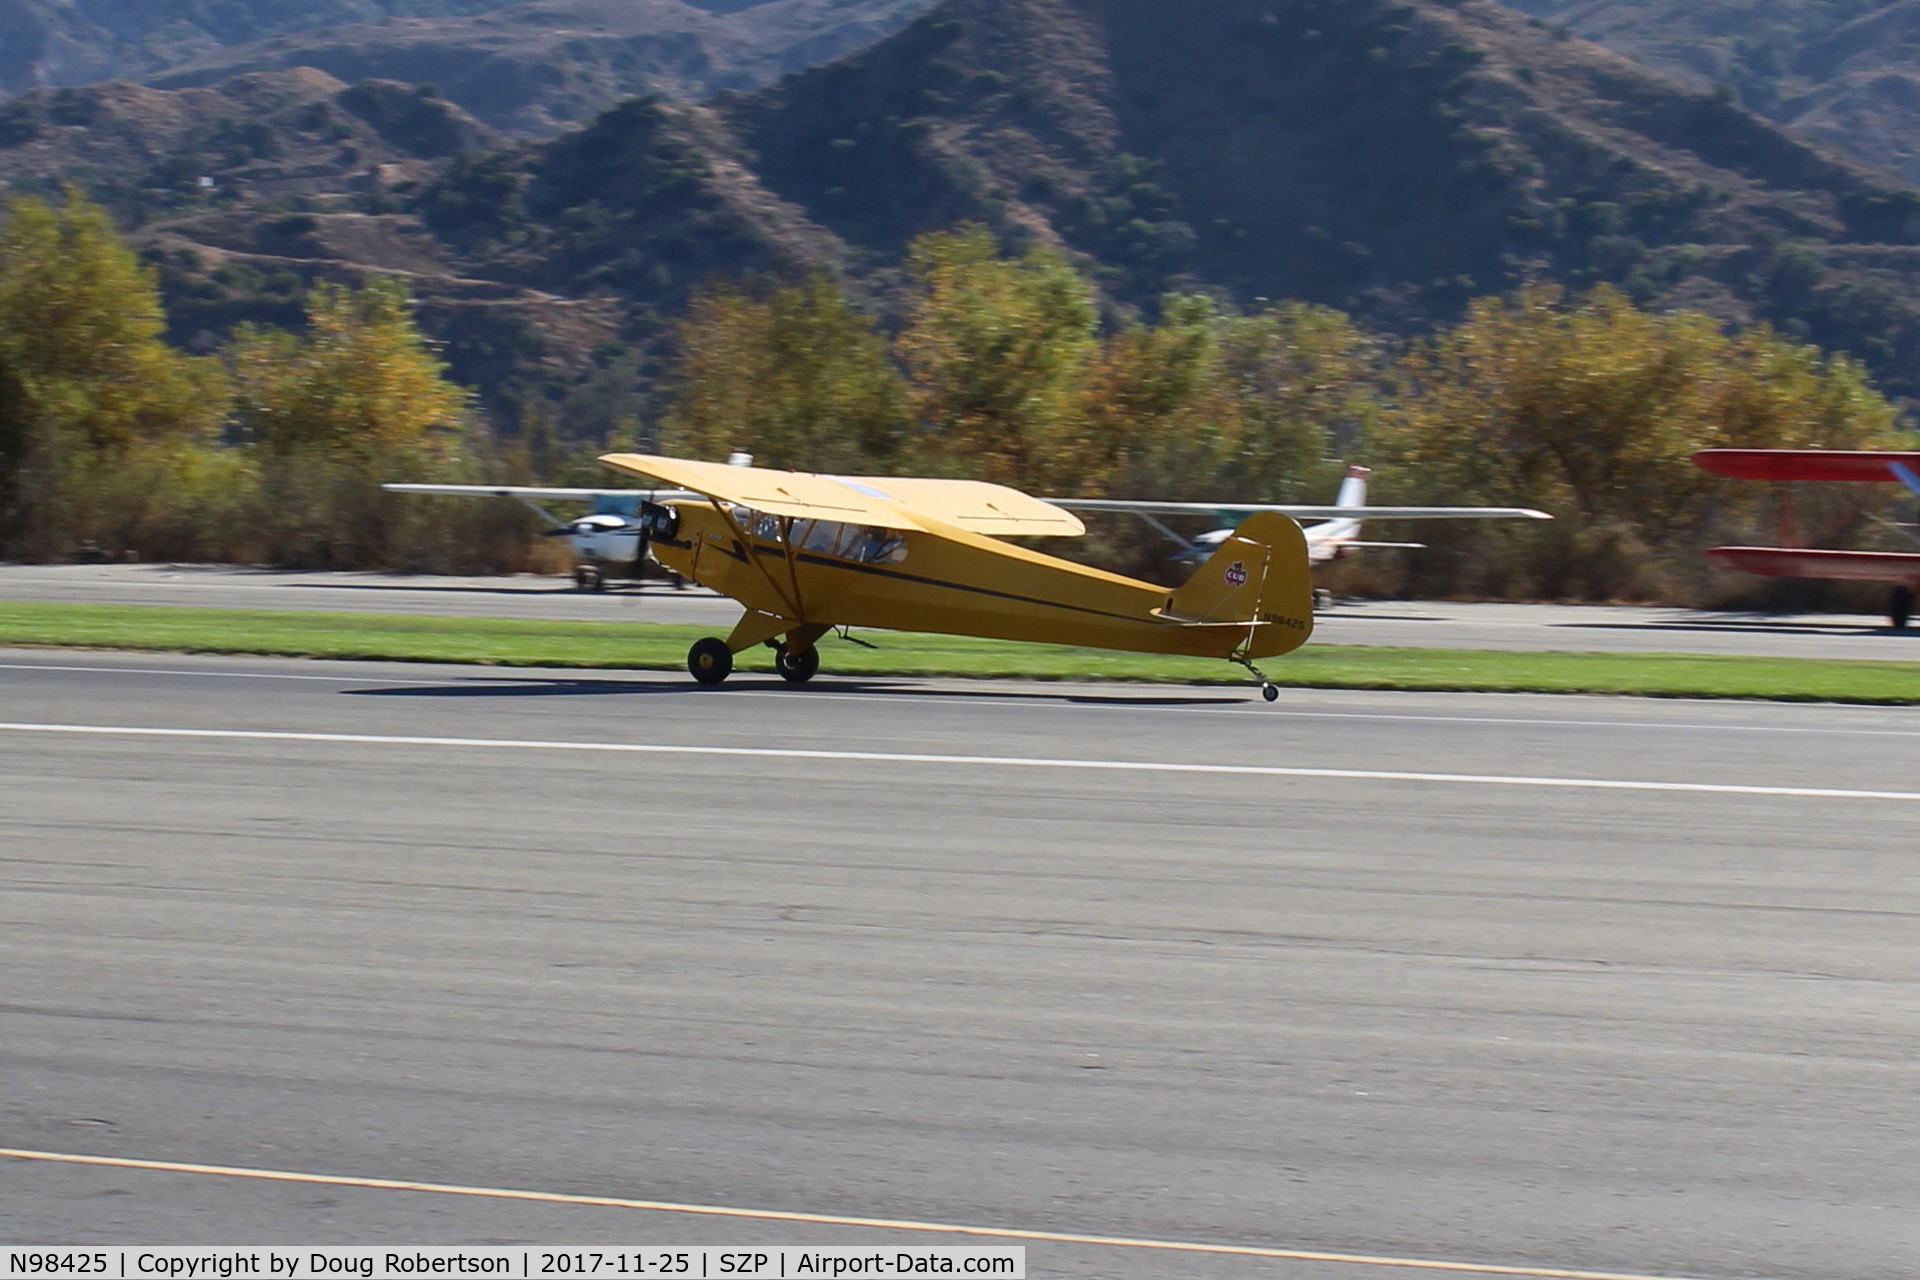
xmin=637 ymin=500 xmax=681 ymax=541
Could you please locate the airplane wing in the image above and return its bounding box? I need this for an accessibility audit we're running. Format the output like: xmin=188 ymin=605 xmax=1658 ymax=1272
xmin=383 ymin=484 xmax=697 ymax=500
xmin=1692 ymin=449 xmax=1920 ymax=484
xmin=600 ymin=454 xmax=1087 ymax=536
xmin=1705 ymin=546 xmax=1920 ymax=582
xmin=601 ymin=453 xmax=924 ymax=530
xmin=836 ymin=476 xmax=1086 ymax=537
xmin=1050 ymin=498 xmax=1551 ymax=521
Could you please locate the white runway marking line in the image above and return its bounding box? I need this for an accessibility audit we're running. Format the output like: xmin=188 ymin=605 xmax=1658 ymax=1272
xmin=0 ymin=1147 xmax=1696 ymax=1280
xmin=2 ymin=720 xmax=1919 ymax=802
xmin=5 ymin=658 xmax=1919 ymax=738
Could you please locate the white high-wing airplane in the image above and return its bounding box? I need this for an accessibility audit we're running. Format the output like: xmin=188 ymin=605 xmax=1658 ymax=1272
xmin=388 ymin=459 xmax=1548 ymax=599
xmin=1049 ymin=465 xmax=1551 ymax=605
xmin=385 ymin=452 xmax=755 ymax=589
xmin=381 ymin=482 xmax=702 ymax=590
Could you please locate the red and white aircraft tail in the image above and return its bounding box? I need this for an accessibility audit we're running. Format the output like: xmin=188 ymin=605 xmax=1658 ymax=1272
xmin=1048 ymin=465 xmax=1551 ymax=587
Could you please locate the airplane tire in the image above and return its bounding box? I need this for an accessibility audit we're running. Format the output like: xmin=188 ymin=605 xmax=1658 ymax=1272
xmin=575 ymin=566 xmax=604 ymax=592
xmin=688 ymin=637 xmax=733 ymax=685
xmin=1891 ymin=585 xmax=1915 ymax=629
xmin=775 ymin=645 xmax=820 ymax=684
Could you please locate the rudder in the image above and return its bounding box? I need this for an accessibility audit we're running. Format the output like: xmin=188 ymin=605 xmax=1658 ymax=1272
xmin=1164 ymin=511 xmax=1313 ymax=631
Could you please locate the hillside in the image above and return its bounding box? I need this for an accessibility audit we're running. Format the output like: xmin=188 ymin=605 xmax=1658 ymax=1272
xmin=0 ymin=0 xmax=940 ymax=134
xmin=1498 ymin=1 xmax=1920 ymax=185
xmin=706 ymin=0 xmax=1920 ymax=392
xmin=0 ymin=68 xmax=628 ymax=405
xmin=14 ymin=0 xmax=1920 ymax=419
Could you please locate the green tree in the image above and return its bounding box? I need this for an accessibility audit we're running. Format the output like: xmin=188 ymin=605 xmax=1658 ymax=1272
xmin=657 ymin=272 xmax=907 ymax=472
xmin=1372 ymin=283 xmax=1904 ymax=600
xmin=228 ymin=277 xmax=469 ymax=566
xmin=1210 ymin=300 xmax=1377 ymax=502
xmin=0 ymin=190 xmax=228 ymax=558
xmin=894 ymin=226 xmax=1098 ymax=488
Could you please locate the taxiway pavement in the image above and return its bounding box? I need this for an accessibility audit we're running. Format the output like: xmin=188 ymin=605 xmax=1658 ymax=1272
xmin=3 ymin=562 xmax=1918 ymax=661
xmin=2 ymin=653 xmax=1916 ymax=1277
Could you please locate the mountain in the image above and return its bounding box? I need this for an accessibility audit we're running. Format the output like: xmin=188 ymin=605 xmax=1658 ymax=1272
xmin=14 ymin=0 xmax=1920 ymax=414
xmin=468 ymin=0 xmax=1920 ymax=389
xmin=0 ymin=0 xmax=940 ymax=134
xmin=1498 ymin=1 xmax=1920 ymax=185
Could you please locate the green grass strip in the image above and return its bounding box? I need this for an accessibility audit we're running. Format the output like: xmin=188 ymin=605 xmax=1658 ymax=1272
xmin=0 ymin=600 xmax=1917 ymax=704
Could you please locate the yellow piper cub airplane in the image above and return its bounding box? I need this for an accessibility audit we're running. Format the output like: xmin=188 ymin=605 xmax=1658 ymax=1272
xmin=601 ymin=453 xmax=1316 ymax=700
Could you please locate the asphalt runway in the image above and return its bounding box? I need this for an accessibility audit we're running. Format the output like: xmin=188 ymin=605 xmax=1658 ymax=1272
xmin=4 ymin=562 xmax=1919 ymax=661
xmin=3 ymin=653 xmax=1917 ymax=1278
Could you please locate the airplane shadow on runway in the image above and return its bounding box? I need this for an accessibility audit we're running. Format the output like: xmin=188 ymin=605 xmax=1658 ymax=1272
xmin=1557 ymin=619 xmax=1906 ymax=638
xmin=341 ymin=677 xmax=1245 ymax=706
xmin=287 ymin=582 xmax=677 ymax=597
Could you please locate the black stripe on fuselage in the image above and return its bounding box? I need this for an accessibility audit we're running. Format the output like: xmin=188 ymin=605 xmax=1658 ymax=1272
xmin=717 ymin=539 xmax=1170 ymax=627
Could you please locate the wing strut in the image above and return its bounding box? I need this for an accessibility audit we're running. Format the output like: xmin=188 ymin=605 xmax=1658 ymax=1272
xmin=705 ymin=497 xmax=806 ymax=624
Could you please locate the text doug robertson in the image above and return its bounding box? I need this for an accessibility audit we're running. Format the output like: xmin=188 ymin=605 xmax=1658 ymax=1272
xmin=134 ymin=1257 xmax=511 ymax=1278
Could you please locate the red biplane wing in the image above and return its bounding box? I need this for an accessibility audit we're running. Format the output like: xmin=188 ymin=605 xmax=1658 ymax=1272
xmin=1691 ymin=449 xmax=1920 ymax=482
xmin=1704 ymin=546 xmax=1920 ymax=583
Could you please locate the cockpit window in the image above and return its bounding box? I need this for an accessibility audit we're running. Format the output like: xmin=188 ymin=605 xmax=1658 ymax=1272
xmin=733 ymin=510 xmax=906 ymax=564
xmin=796 ymin=518 xmax=906 ymax=563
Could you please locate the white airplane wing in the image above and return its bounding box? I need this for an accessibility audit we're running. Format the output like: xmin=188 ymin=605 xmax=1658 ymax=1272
xmin=382 ymin=484 xmax=698 ymax=501
xmin=1051 ymin=498 xmax=1552 ymax=521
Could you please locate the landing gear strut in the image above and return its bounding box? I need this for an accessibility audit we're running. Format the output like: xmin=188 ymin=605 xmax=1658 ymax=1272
xmin=1234 ymin=656 xmax=1279 ymax=703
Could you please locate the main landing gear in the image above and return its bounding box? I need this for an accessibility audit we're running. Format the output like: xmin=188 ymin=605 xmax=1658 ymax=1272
xmin=1891 ymin=584 xmax=1915 ymax=630
xmin=684 ymin=635 xmax=822 ymax=686
xmin=687 ymin=636 xmax=732 ymax=684
xmin=773 ymin=643 xmax=820 ymax=684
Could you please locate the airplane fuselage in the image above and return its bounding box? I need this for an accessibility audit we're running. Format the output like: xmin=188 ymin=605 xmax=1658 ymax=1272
xmin=651 ymin=501 xmax=1314 ymax=660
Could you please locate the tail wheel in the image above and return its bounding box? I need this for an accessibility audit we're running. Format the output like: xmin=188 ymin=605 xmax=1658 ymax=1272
xmin=688 ymin=637 xmax=733 ymax=685
xmin=775 ymin=644 xmax=821 ymax=684
xmin=1891 ymin=585 xmax=1915 ymax=629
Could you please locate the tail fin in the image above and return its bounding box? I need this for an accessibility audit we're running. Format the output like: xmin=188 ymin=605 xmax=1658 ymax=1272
xmin=1334 ymin=463 xmax=1371 ymax=509
xmin=1163 ymin=511 xmax=1313 ymax=625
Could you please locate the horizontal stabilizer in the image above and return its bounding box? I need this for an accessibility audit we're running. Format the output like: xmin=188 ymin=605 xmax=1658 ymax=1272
xmin=1706 ymin=546 xmax=1920 ymax=582
xmin=1692 ymin=450 xmax=1920 ymax=483
xmin=1148 ymin=610 xmax=1267 ymax=628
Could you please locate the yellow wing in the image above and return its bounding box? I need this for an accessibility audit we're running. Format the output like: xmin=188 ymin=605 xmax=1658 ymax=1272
xmin=599 ymin=455 xmax=1086 ymax=537
xmin=836 ymin=476 xmax=1085 ymax=537
xmin=599 ymin=454 xmax=921 ymax=530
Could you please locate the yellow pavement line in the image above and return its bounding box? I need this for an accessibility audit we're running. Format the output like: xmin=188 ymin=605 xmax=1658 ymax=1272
xmin=2 ymin=1147 xmax=1694 ymax=1280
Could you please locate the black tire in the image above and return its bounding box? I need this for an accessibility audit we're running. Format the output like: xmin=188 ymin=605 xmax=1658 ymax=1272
xmin=1260 ymin=683 xmax=1280 ymax=703
xmin=1311 ymin=588 xmax=1333 ymax=611
xmin=775 ymin=645 xmax=821 ymax=684
xmin=575 ymin=565 xmax=604 ymax=592
xmin=688 ymin=637 xmax=733 ymax=685
xmin=1891 ymin=585 xmax=1915 ymax=629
